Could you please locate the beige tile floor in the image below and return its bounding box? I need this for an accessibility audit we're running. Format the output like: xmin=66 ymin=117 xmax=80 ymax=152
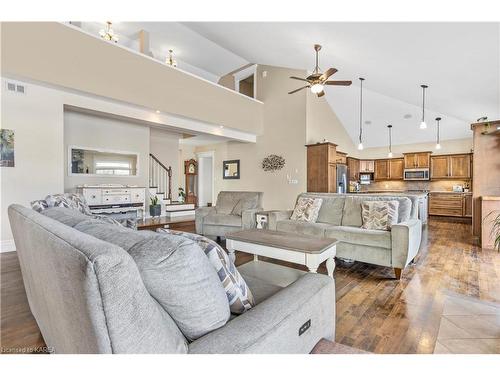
xmin=433 ymin=294 xmax=500 ymax=354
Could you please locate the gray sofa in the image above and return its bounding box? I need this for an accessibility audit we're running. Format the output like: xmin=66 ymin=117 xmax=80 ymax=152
xmin=268 ymin=193 xmax=422 ymax=279
xmin=196 ymin=191 xmax=263 ymax=238
xmin=8 ymin=204 xmax=334 ymax=354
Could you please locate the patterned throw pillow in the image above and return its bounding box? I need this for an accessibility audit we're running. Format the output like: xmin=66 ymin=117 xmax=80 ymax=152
xmin=361 ymin=200 xmax=400 ymax=231
xmin=31 ymin=193 xmax=92 ymax=215
xmin=290 ymin=197 xmax=323 ymax=222
xmin=157 ymin=229 xmax=255 ymax=314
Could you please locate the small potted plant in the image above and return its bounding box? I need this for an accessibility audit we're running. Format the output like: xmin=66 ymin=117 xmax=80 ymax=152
xmin=178 ymin=187 xmax=186 ymax=203
xmin=149 ymin=195 xmax=161 ymax=217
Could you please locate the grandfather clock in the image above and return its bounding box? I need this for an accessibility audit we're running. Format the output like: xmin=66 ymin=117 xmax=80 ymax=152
xmin=184 ymin=159 xmax=198 ymax=206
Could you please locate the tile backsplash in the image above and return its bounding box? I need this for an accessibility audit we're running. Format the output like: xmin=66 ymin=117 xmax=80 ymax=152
xmin=360 ymin=179 xmax=471 ymax=192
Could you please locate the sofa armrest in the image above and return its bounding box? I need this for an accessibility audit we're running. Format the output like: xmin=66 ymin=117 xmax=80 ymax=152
xmin=188 ymin=273 xmax=335 ymax=354
xmin=195 ymin=206 xmax=216 ymax=234
xmin=242 ymin=208 xmax=262 ymax=229
xmin=391 ymin=219 xmax=422 ymax=269
xmin=268 ymin=210 xmax=293 ymax=230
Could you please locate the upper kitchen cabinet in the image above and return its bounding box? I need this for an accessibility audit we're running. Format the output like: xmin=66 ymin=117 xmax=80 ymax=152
xmin=347 ymin=157 xmax=360 ymax=181
xmin=403 ymin=152 xmax=431 ymax=169
xmin=359 ymin=160 xmax=375 ymax=173
xmin=430 ymin=153 xmax=471 ymax=179
xmin=336 ymin=151 xmax=347 ymax=164
xmin=375 ymin=158 xmax=404 ymax=180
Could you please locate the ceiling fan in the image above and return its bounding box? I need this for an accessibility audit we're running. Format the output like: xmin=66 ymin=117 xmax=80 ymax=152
xmin=289 ymin=44 xmax=352 ymax=97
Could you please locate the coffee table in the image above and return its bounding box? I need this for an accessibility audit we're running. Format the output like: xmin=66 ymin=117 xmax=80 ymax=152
xmin=226 ymin=229 xmax=338 ymax=278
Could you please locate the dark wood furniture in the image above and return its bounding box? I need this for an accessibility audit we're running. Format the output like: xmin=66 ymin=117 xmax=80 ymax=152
xmin=184 ymin=159 xmax=198 ymax=205
xmin=137 ymin=215 xmax=196 ymax=232
xmin=306 ymin=142 xmax=338 ymax=193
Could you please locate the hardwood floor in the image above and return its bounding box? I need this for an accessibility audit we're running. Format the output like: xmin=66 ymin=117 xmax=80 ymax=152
xmin=1 ymin=217 xmax=499 ymax=354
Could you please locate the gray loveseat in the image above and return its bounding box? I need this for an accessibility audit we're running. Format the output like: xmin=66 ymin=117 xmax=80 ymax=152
xmin=268 ymin=193 xmax=422 ymax=279
xmin=8 ymin=204 xmax=334 ymax=354
xmin=196 ymin=191 xmax=263 ymax=238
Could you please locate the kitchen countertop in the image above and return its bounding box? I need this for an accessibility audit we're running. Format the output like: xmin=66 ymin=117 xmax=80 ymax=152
xmin=429 ymin=191 xmax=472 ymax=195
xmin=355 ymin=190 xmax=428 ymax=197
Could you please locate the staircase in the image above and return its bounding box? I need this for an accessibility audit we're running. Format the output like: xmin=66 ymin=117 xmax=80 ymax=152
xmin=149 ymin=153 xmax=172 ymax=204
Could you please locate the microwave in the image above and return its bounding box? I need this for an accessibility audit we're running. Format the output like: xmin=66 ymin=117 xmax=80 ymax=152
xmin=359 ymin=173 xmax=372 ymax=185
xmin=404 ymin=168 xmax=430 ymax=181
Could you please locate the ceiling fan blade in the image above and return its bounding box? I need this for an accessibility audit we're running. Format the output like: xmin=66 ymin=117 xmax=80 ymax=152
xmin=290 ymin=76 xmax=309 ymax=82
xmin=317 ymin=91 xmax=325 ymax=98
xmin=324 ymin=80 xmax=352 ymax=86
xmin=288 ymin=85 xmax=310 ymax=94
xmin=319 ymin=68 xmax=337 ymax=81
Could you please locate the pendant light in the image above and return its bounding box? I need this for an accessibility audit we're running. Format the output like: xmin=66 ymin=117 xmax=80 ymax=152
xmin=387 ymin=124 xmax=393 ymax=158
xmin=435 ymin=117 xmax=442 ymax=149
xmin=420 ymin=84 xmax=428 ymax=129
xmin=357 ymin=77 xmax=365 ymax=150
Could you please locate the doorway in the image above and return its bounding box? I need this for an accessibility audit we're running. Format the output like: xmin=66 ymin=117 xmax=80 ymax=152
xmin=197 ymin=151 xmax=215 ymax=207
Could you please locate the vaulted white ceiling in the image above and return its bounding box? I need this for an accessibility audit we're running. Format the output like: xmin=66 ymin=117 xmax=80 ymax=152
xmin=78 ymin=22 xmax=500 ymax=147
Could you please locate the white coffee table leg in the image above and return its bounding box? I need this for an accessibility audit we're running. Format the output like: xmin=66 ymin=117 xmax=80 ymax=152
xmin=307 ymin=266 xmax=318 ymax=273
xmin=226 ymin=240 xmax=236 ymax=263
xmin=326 ymin=257 xmax=335 ymax=278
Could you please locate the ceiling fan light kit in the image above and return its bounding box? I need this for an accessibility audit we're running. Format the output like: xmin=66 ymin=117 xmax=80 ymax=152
xmin=288 ymin=44 xmax=352 ymax=97
xmin=420 ymin=84 xmax=428 ymax=129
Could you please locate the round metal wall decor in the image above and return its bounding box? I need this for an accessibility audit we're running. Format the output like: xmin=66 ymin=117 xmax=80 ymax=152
xmin=262 ymin=154 xmax=285 ymax=172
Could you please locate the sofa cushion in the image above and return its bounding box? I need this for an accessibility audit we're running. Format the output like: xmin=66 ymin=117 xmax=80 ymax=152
xmin=342 ymin=196 xmax=412 ymax=227
xmin=204 ymin=213 xmax=242 ymax=227
xmin=40 ymin=206 xmax=92 ymax=227
xmin=290 ymin=197 xmax=323 ymax=222
xmin=276 ymin=219 xmax=332 ymax=237
xmin=72 ymin=220 xmax=230 ymax=341
xmin=158 ymin=229 xmax=255 ymax=314
xmin=216 ymin=191 xmax=263 ymax=215
xmin=361 ymin=200 xmax=399 ymax=231
xmin=325 ymin=225 xmax=392 ymax=249
xmin=231 ymin=195 xmax=258 ymax=216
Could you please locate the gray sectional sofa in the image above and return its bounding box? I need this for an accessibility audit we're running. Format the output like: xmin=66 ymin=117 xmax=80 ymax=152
xmin=268 ymin=193 xmax=422 ymax=279
xmin=8 ymin=204 xmax=334 ymax=354
xmin=196 ymin=191 xmax=263 ymax=238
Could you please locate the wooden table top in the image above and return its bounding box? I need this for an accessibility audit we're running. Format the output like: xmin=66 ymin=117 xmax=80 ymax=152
xmin=226 ymin=229 xmax=338 ymax=254
xmin=137 ymin=215 xmax=195 ymax=229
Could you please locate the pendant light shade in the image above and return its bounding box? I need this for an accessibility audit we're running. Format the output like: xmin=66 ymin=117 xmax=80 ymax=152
xmin=420 ymin=84 xmax=428 ymax=129
xmin=358 ymin=78 xmax=365 ymax=150
xmin=387 ymin=124 xmax=393 ymax=158
xmin=435 ymin=117 xmax=442 ymax=149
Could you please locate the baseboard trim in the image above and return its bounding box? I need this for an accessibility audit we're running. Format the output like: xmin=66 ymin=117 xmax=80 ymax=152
xmin=0 ymin=240 xmax=16 ymax=253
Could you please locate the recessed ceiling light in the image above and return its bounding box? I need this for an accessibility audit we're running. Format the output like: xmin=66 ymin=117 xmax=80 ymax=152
xmin=403 ymin=114 xmax=412 ymax=119
xmin=364 ymin=120 xmax=371 ymax=125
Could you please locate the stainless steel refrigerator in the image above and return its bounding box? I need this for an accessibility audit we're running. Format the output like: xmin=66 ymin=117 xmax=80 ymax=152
xmin=336 ymin=164 xmax=347 ymax=194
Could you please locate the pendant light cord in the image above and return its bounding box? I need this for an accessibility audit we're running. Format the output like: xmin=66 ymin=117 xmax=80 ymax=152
xmin=421 ymin=85 xmax=426 ymax=122
xmin=359 ymin=78 xmax=364 ymax=144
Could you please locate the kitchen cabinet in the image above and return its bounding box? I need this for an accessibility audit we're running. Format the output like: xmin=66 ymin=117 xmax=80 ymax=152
xmin=359 ymin=160 xmax=375 ymax=173
xmin=347 ymin=157 xmax=360 ymax=181
xmin=389 ymin=158 xmax=404 ymax=180
xmin=430 ymin=153 xmax=471 ymax=179
xmin=429 ymin=192 xmax=473 ymax=217
xmin=336 ymin=151 xmax=347 ymax=164
xmin=306 ymin=142 xmax=338 ymax=193
xmin=374 ymin=158 xmax=404 ymax=180
xmin=403 ymin=152 xmax=431 ymax=169
xmin=374 ymin=160 xmax=389 ymax=180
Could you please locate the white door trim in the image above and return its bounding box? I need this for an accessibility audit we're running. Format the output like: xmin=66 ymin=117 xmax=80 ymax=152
xmin=196 ymin=151 xmax=215 ymax=206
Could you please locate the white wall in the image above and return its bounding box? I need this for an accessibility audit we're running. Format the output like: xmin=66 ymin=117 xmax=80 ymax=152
xmin=64 ymin=111 xmax=150 ymax=191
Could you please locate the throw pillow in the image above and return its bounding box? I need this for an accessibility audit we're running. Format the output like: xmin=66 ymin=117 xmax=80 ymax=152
xmin=31 ymin=193 xmax=92 ymax=215
xmin=157 ymin=229 xmax=255 ymax=314
xmin=231 ymin=196 xmax=259 ymax=216
xmin=290 ymin=197 xmax=323 ymax=222
xmin=361 ymin=200 xmax=400 ymax=231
